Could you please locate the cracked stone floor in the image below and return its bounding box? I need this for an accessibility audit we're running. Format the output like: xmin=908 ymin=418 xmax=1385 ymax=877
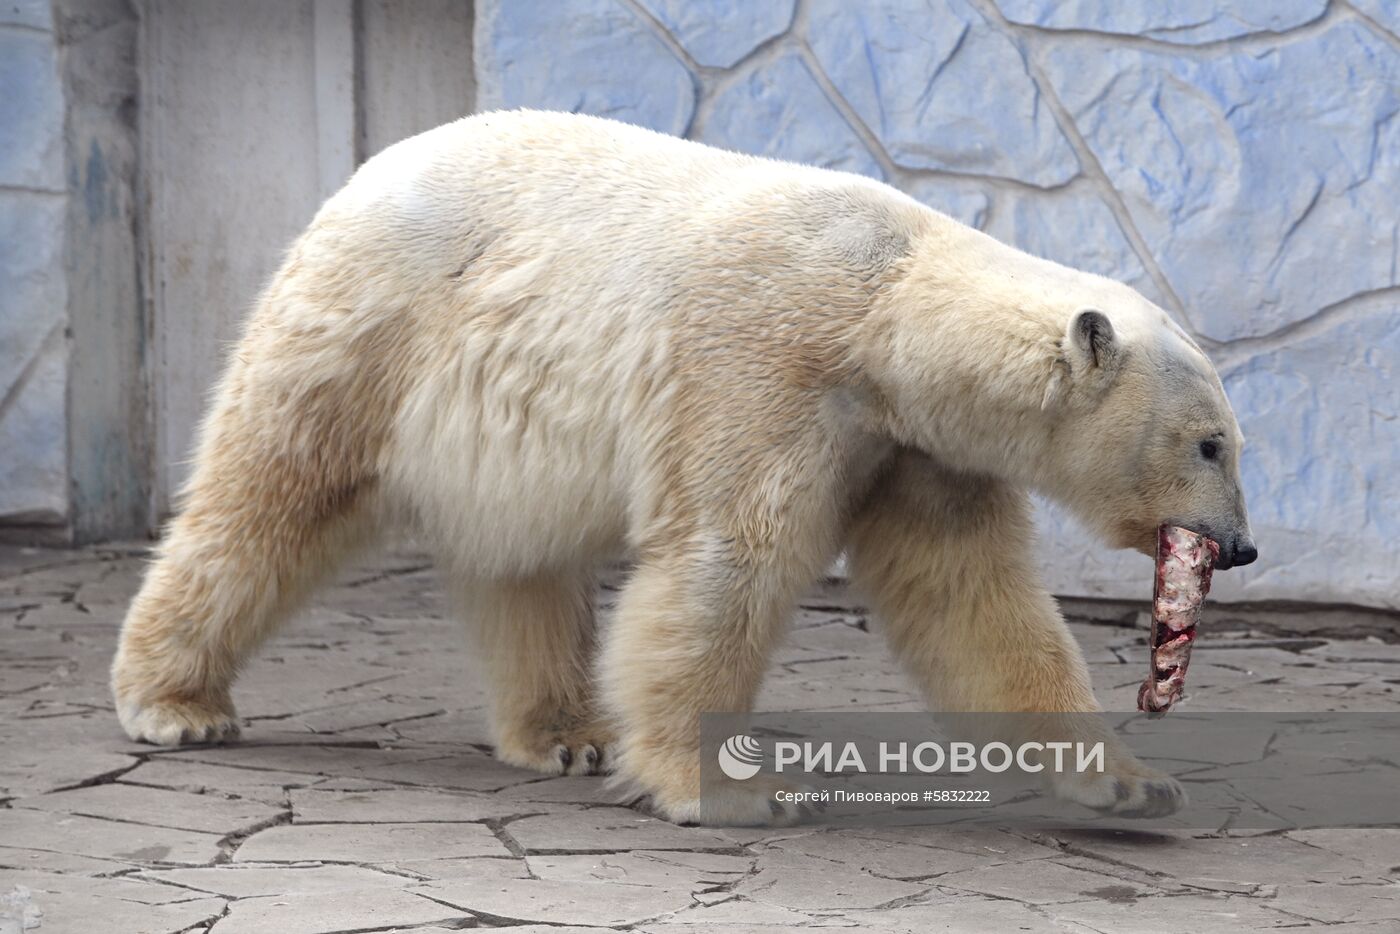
xmin=2 ymin=544 xmax=1398 ymax=933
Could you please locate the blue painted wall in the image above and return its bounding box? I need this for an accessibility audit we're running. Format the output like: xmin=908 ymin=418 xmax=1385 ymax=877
xmin=0 ymin=1 xmax=68 ymax=527
xmin=477 ymin=0 xmax=1400 ymax=608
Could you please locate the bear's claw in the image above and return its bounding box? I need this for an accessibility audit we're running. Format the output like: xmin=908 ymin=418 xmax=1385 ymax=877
xmin=495 ymin=733 xmax=612 ymax=777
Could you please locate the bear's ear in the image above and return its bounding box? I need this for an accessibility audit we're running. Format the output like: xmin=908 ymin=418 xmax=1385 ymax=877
xmin=1067 ymin=309 xmax=1120 ymax=373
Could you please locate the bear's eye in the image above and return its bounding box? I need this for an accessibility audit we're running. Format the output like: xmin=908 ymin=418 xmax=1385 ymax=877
xmin=1199 ymin=440 xmax=1220 ymax=461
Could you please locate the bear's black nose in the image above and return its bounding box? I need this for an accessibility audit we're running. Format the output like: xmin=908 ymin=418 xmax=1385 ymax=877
xmin=1233 ymin=542 xmax=1258 ymax=567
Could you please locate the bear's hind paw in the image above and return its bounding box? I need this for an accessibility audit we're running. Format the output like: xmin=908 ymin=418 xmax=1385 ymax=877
xmin=118 ymin=698 xmax=241 ymax=746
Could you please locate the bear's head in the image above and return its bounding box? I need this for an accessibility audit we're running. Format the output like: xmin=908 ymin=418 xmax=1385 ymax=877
xmin=860 ymin=234 xmax=1256 ymax=570
xmin=1041 ymin=304 xmax=1257 ymax=570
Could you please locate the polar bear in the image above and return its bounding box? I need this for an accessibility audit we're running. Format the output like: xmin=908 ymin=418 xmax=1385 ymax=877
xmin=112 ymin=110 xmax=1256 ymax=825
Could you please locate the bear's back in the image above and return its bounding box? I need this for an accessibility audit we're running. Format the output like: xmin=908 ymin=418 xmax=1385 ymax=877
xmin=323 ymin=110 xmax=925 ymax=266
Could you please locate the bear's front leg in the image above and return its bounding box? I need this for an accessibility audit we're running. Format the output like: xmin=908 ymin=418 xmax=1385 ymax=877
xmin=847 ymin=449 xmax=1184 ymax=818
xmin=599 ymin=543 xmax=825 ymax=826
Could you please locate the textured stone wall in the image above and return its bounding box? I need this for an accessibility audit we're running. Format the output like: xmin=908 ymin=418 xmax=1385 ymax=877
xmin=0 ymin=0 xmax=68 ymax=529
xmin=477 ymin=0 xmax=1399 ymax=609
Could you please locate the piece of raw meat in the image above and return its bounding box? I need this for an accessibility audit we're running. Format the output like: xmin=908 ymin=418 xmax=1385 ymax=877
xmin=1137 ymin=525 xmax=1219 ymax=714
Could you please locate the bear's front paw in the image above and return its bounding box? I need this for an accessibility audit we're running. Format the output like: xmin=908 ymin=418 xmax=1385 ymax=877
xmin=1051 ymin=756 xmax=1185 ymax=818
xmin=117 ymin=696 xmax=241 ymax=746
xmin=652 ymin=775 xmax=825 ymax=827
xmin=493 ymin=715 xmax=615 ymax=777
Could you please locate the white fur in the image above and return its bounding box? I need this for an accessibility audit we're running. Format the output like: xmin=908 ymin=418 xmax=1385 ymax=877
xmin=112 ymin=111 xmax=1252 ymax=824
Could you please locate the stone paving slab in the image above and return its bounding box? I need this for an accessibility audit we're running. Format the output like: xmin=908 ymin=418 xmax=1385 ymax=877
xmin=13 ymin=782 xmax=284 ymax=835
xmin=0 ymin=872 xmax=227 ymax=933
xmin=232 ymin=822 xmax=512 ymax=864
xmin=505 ymin=808 xmax=736 ymax=854
xmin=1 ymin=543 xmax=1398 ymax=933
xmin=288 ymin=787 xmax=541 ymax=824
xmin=210 ymin=890 xmax=462 ymax=934
xmin=120 ymin=759 xmax=328 ymax=806
xmin=0 ymin=807 xmax=224 ymax=866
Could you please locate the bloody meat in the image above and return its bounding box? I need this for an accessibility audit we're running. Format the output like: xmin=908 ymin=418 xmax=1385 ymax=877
xmin=1137 ymin=525 xmax=1219 ymax=714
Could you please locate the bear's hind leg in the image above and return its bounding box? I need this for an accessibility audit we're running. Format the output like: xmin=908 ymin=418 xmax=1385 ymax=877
xmin=113 ymin=393 xmax=376 ymax=745
xmin=456 ymin=571 xmax=614 ymax=775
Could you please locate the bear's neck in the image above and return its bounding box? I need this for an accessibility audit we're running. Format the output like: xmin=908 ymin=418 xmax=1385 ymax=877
xmin=856 ymin=222 xmax=1078 ymax=495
